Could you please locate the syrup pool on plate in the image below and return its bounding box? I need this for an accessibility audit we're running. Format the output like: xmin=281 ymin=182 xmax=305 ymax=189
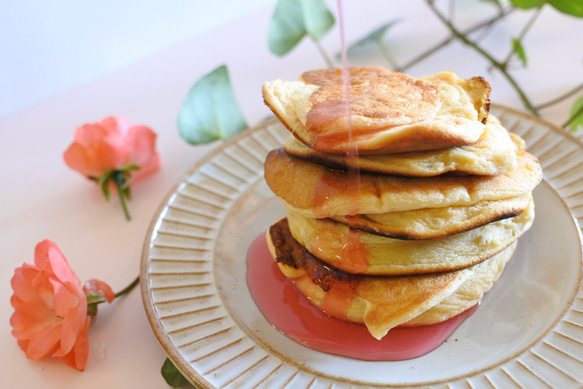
xmin=246 ymin=234 xmax=478 ymax=361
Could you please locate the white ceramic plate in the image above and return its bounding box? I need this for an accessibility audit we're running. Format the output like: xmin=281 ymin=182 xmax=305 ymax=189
xmin=141 ymin=106 xmax=583 ymax=389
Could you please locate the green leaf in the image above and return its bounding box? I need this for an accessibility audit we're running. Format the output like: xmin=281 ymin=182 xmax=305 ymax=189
xmin=161 ymin=357 xmax=184 ymax=388
xmin=512 ymin=0 xmax=583 ymax=16
xmin=346 ymin=20 xmax=401 ymax=51
xmin=178 ymin=65 xmax=248 ymax=145
xmin=568 ymin=96 xmax=583 ymax=132
xmin=268 ymin=0 xmax=335 ymax=56
xmin=549 ymin=0 xmax=583 ymax=17
xmin=511 ymin=37 xmax=527 ymax=67
xmin=510 ymin=0 xmax=546 ymax=9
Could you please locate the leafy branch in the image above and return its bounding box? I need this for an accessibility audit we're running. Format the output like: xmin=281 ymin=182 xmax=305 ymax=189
xmin=398 ymin=7 xmax=514 ymax=72
xmin=426 ymin=0 xmax=540 ymax=116
xmin=500 ymin=5 xmax=542 ymax=69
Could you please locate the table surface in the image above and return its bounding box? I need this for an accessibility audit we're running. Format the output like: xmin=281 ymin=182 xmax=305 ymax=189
xmin=1 ymin=1 xmax=582 ymax=388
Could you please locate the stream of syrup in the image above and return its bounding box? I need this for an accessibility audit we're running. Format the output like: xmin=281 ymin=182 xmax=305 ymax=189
xmin=246 ymin=234 xmax=478 ymax=361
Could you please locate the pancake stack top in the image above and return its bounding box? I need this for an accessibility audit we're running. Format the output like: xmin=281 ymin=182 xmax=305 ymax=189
xmin=262 ymin=67 xmax=542 ymax=340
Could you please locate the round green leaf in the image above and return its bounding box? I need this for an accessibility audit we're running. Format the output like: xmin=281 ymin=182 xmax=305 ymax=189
xmin=161 ymin=358 xmax=184 ymax=388
xmin=268 ymin=0 xmax=334 ymax=56
xmin=348 ymin=20 xmax=401 ymax=50
xmin=549 ymin=0 xmax=583 ymax=17
xmin=510 ymin=0 xmax=546 ymax=9
xmin=178 ymin=65 xmax=248 ymax=145
xmin=302 ymin=0 xmax=335 ymax=40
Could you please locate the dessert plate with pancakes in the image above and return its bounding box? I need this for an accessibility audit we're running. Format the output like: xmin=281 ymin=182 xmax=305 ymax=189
xmin=141 ymin=105 xmax=583 ymax=388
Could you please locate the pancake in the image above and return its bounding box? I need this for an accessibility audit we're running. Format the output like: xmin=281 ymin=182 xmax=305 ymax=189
xmin=264 ymin=147 xmax=542 ymax=218
xmin=262 ymin=67 xmax=491 ymax=155
xmin=283 ymin=115 xmax=519 ymax=177
xmin=267 ymin=219 xmax=515 ymax=340
xmin=330 ymin=193 xmax=532 ymax=240
xmin=285 ymin=200 xmax=533 ymax=275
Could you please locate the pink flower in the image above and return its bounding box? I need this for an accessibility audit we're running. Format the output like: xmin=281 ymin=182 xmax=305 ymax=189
xmin=64 ymin=116 xmax=160 ymax=181
xmin=9 ymin=240 xmax=114 ymax=371
xmin=63 ymin=116 xmax=160 ymax=220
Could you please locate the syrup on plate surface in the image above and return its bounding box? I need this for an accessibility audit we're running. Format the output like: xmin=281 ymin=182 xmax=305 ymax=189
xmin=246 ymin=234 xmax=477 ymax=361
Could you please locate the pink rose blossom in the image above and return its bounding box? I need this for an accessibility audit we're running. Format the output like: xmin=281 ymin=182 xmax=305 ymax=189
xmin=63 ymin=116 xmax=160 ymax=181
xmin=10 ymin=240 xmax=114 ymax=371
xmin=63 ymin=116 xmax=160 ymax=219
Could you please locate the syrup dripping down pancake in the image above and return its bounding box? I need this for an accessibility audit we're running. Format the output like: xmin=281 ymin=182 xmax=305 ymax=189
xmin=283 ymin=115 xmax=520 ymax=177
xmin=264 ymin=147 xmax=542 ymax=218
xmin=267 ymin=219 xmax=515 ymax=340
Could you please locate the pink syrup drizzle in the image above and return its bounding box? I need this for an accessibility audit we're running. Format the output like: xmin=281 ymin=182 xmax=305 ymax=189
xmin=246 ymin=234 xmax=478 ymax=361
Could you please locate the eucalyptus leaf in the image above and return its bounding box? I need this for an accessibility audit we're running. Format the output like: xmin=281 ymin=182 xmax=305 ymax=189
xmin=549 ymin=0 xmax=583 ymax=17
xmin=568 ymin=96 xmax=583 ymax=132
xmin=347 ymin=20 xmax=401 ymax=50
xmin=511 ymin=37 xmax=527 ymax=67
xmin=178 ymin=65 xmax=248 ymax=145
xmin=510 ymin=0 xmax=546 ymax=9
xmin=161 ymin=357 xmax=184 ymax=388
xmin=268 ymin=0 xmax=335 ymax=56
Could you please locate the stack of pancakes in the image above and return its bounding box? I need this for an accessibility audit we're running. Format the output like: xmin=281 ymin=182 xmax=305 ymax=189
xmin=261 ymin=67 xmax=542 ymax=340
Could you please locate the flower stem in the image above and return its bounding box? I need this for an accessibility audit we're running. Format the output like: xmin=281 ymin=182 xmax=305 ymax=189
xmin=91 ymin=276 xmax=140 ymax=306
xmin=426 ymin=0 xmax=539 ymax=117
xmin=115 ymin=276 xmax=140 ymax=299
xmin=112 ymin=171 xmax=132 ymax=221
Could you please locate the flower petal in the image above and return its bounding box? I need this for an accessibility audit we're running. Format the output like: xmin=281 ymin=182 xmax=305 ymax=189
xmin=11 ymin=264 xmax=44 ymax=305
xmin=133 ymin=152 xmax=161 ymax=182
xmin=59 ymin=316 xmax=91 ymax=371
xmin=83 ymin=279 xmax=116 ymax=303
xmin=10 ymin=298 xmax=62 ymax=341
xmin=25 ymin=322 xmax=63 ymax=360
xmin=63 ymin=143 xmax=98 ymax=178
xmin=125 ymin=125 xmax=157 ymax=167
xmin=74 ymin=122 xmax=110 ymax=146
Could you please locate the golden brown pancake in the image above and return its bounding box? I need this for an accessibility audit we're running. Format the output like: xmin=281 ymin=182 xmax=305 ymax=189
xmin=262 ymin=67 xmax=492 ymax=154
xmin=330 ymin=193 xmax=532 ymax=240
xmin=267 ymin=219 xmax=515 ymax=340
xmin=283 ymin=115 xmax=519 ymax=177
xmin=285 ymin=200 xmax=533 ymax=275
xmin=264 ymin=148 xmax=542 ymax=218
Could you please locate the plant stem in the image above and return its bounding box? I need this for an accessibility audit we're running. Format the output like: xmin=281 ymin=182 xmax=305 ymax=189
xmin=115 ymin=276 xmax=140 ymax=299
xmin=376 ymin=41 xmax=400 ymax=70
xmin=501 ymin=6 xmax=542 ymax=68
xmin=114 ymin=177 xmax=131 ymax=221
xmin=426 ymin=0 xmax=539 ymax=117
xmin=537 ymin=83 xmax=583 ymax=110
xmin=310 ymin=35 xmax=334 ymax=68
xmin=398 ymin=7 xmax=514 ymax=72
xmin=91 ymin=276 xmax=140 ymax=307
